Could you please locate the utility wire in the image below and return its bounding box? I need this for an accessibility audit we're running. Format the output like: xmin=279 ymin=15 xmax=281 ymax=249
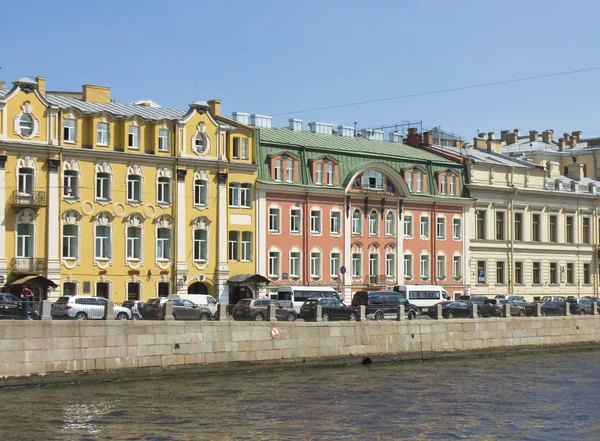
xmin=272 ymin=67 xmax=600 ymax=116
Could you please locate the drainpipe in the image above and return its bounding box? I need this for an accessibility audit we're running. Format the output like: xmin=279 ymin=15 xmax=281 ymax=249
xmin=508 ymin=167 xmax=516 ymax=295
xmin=432 ymin=202 xmax=437 ymax=284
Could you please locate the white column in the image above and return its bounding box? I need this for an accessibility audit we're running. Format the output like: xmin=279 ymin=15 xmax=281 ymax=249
xmin=257 ymin=189 xmax=267 ymax=297
xmin=46 ymin=159 xmax=61 ymax=298
xmin=397 ymin=201 xmax=404 ymax=282
xmin=343 ymin=196 xmax=352 ymax=302
xmin=464 ymin=203 xmax=472 ymax=295
xmin=176 ymin=169 xmax=188 ymax=295
xmin=0 ymin=156 xmax=6 ymax=288
xmin=216 ymin=170 xmax=230 ymax=303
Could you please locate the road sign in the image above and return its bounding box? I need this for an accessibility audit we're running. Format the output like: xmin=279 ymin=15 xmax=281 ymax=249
xmin=270 ymin=327 xmax=280 ymax=339
xmin=340 ymin=266 xmax=347 ymax=275
xmin=0 ymin=275 xmax=4 ymax=284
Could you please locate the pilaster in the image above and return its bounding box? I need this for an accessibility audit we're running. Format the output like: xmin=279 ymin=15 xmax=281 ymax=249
xmin=343 ymin=196 xmax=352 ymax=302
xmin=47 ymin=159 xmax=61 ymax=297
xmin=176 ymin=169 xmax=188 ymax=295
xmin=216 ymin=170 xmax=230 ymax=301
xmin=257 ymin=189 xmax=267 ymax=297
xmin=0 ymin=155 xmax=6 ymax=287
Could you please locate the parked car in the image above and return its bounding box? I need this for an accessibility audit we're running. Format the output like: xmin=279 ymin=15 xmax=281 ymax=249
xmin=537 ymin=297 xmax=579 ymax=316
xmin=351 ymin=291 xmax=419 ymax=320
xmin=494 ymin=295 xmax=527 ymax=306
xmin=525 ymin=296 xmax=567 ymax=316
xmin=141 ymin=297 xmax=212 ymax=320
xmin=122 ymin=300 xmax=145 ymax=319
xmin=299 ymin=298 xmax=358 ymax=322
xmin=51 ymin=296 xmax=132 ymax=320
xmin=0 ymin=293 xmax=39 ymax=320
xmin=176 ymin=294 xmax=218 ymax=316
xmin=576 ymin=298 xmax=594 ymax=315
xmin=458 ymin=295 xmax=488 ymax=314
xmin=480 ymin=299 xmax=526 ymax=317
xmin=232 ymin=299 xmax=297 ymax=321
xmin=427 ymin=301 xmax=473 ymax=319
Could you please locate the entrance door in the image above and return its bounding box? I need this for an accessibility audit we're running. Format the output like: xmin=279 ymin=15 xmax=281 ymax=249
xmin=229 ymin=286 xmax=253 ymax=305
xmin=158 ymin=282 xmax=170 ymax=297
xmin=188 ymin=282 xmax=208 ymax=294
xmin=97 ymin=282 xmax=110 ymax=299
xmin=127 ymin=282 xmax=140 ymax=301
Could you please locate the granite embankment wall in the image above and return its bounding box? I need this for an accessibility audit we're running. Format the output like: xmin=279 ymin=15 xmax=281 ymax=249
xmin=1 ymin=316 xmax=600 ymax=386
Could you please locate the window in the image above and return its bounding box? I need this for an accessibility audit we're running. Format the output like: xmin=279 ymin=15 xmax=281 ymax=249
xmin=330 ymin=211 xmax=341 ymax=235
xmin=386 ymin=253 xmax=396 ymax=279
xmin=567 ymin=263 xmax=574 ymax=284
xmin=193 ymin=229 xmax=208 ymax=261
xmin=63 ymin=282 xmax=77 ymax=297
xmin=449 ymin=176 xmax=456 ymax=195
xmin=95 ymin=225 xmax=111 ymax=260
xmin=407 ymin=171 xmax=414 ymax=192
xmin=18 ymin=168 xmax=33 ymax=195
xmin=96 ymin=172 xmax=111 ymax=201
xmin=550 ymin=263 xmax=558 ymax=285
xmin=19 ymin=114 xmax=33 ymax=137
xmin=63 ymin=170 xmax=78 ymax=199
xmin=156 ymin=228 xmax=171 ymax=261
xmin=241 ymin=232 xmax=252 ymax=262
xmin=496 ymin=212 xmax=505 ymax=240
xmin=404 ymin=254 xmax=413 ymax=279
xmin=269 ymin=251 xmax=281 ymax=278
xmin=437 ymin=255 xmax=446 ymax=279
xmin=310 ymin=210 xmax=322 ymax=234
xmin=584 ymin=263 xmax=591 ymax=284
xmin=63 ymin=119 xmax=76 ymax=143
xmin=315 ymin=163 xmax=324 ymax=184
xmin=476 ymin=210 xmax=485 ymax=239
xmin=352 ymin=253 xmax=362 ymax=277
xmin=452 ymin=218 xmax=461 ymax=240
xmin=496 ymin=261 xmax=505 ymax=284
xmin=62 ymin=225 xmax=78 ymax=259
xmin=97 ymin=122 xmax=109 ymax=146
xmin=532 ymin=214 xmax=540 ymax=242
xmin=385 ymin=212 xmax=395 ymax=236
xmin=369 ymin=253 xmax=379 ymax=277
xmin=194 ymin=133 xmax=207 ymax=154
xmin=420 ymin=254 xmax=430 ymax=279
xmin=228 ymin=231 xmax=240 ymax=261
xmin=415 ymin=172 xmax=423 ymax=192
xmin=453 ymin=256 xmax=462 ymax=279
xmin=514 ymin=213 xmax=523 ymax=241
xmin=285 ymin=160 xmax=294 ymax=182
xmin=126 ymin=226 xmax=142 ymax=260
xmin=290 ymin=209 xmax=301 ymax=234
xmin=232 ymin=138 xmax=241 ymax=158
xmin=532 ymin=262 xmax=541 ymax=285
xmin=290 ymin=251 xmax=301 ymax=278
xmin=310 ymin=252 xmax=321 ymax=278
xmin=268 ymin=207 xmax=281 ymax=233
xmin=549 ymin=215 xmax=557 ymax=243
xmin=194 ymin=179 xmax=208 ymax=207
xmin=157 ymin=177 xmax=172 ymax=204
xmin=326 ymin=163 xmax=334 ymax=185
xmin=16 ymin=223 xmax=33 ymax=258
xmin=229 ymin=183 xmax=252 ymax=208
xmin=128 ymin=126 xmax=140 ymax=148
xmin=566 ymin=216 xmax=574 ymax=243
xmin=420 ymin=216 xmax=430 ymax=238
xmin=369 ymin=210 xmax=379 ymax=236
xmin=158 ymin=129 xmax=169 ymax=151
xmin=404 ymin=215 xmax=413 ymax=237
xmin=127 ymin=175 xmax=142 ymax=203
xmin=352 ymin=209 xmax=362 ymax=235
xmin=436 ymin=217 xmax=446 ymax=240
xmin=514 ymin=262 xmax=523 ymax=284
xmin=583 ymin=218 xmax=591 ymax=244
xmin=241 ymin=138 xmax=249 ymax=159
xmin=363 ymin=170 xmax=384 ymax=190
xmin=330 ymin=252 xmax=341 ymax=277
xmin=440 ymin=175 xmax=447 ymax=194
xmin=477 ymin=261 xmax=486 ymax=284
xmin=274 ymin=159 xmax=283 ymax=181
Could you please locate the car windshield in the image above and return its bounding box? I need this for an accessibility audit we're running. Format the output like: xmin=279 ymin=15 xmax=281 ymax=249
xmin=303 ymin=300 xmax=317 ymax=306
xmin=146 ymin=299 xmax=161 ymax=305
xmin=56 ymin=297 xmax=70 ymax=304
xmin=237 ymin=299 xmax=252 ymax=306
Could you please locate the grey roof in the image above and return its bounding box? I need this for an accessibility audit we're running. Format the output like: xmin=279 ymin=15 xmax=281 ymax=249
xmin=0 ymin=89 xmax=8 ymax=99
xmin=433 ymin=145 xmax=535 ymax=168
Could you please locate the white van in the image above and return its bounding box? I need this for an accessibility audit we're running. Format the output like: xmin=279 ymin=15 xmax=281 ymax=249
xmin=275 ymin=286 xmax=341 ymax=313
xmin=392 ymin=285 xmax=450 ymax=313
xmin=176 ymin=294 xmax=218 ymax=316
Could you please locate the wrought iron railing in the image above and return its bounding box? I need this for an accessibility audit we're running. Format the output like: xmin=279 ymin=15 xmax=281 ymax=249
xmin=8 ymin=191 xmax=46 ymax=207
xmin=9 ymin=258 xmax=48 ymax=273
xmin=369 ymin=275 xmax=387 ymax=286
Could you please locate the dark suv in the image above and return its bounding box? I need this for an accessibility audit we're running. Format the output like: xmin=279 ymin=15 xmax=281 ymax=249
xmin=232 ymin=299 xmax=297 ymax=321
xmin=351 ymin=291 xmax=419 ymax=320
xmin=299 ymin=298 xmax=358 ymax=322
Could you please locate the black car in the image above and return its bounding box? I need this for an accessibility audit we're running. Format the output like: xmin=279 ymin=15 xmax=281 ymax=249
xmin=427 ymin=301 xmax=473 ymax=319
xmin=539 ymin=297 xmax=579 ymax=316
xmin=576 ymin=298 xmax=594 ymax=315
xmin=299 ymin=298 xmax=358 ymax=322
xmin=0 ymin=293 xmax=38 ymax=320
xmin=141 ymin=297 xmax=212 ymax=320
xmin=480 ymin=299 xmax=526 ymax=317
xmin=351 ymin=291 xmax=419 ymax=320
xmin=122 ymin=300 xmax=145 ymax=319
xmin=232 ymin=299 xmax=297 ymax=321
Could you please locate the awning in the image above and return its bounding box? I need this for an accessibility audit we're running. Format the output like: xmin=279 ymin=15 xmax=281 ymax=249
xmin=227 ymin=274 xmax=270 ymax=287
xmin=6 ymin=275 xmax=58 ymax=288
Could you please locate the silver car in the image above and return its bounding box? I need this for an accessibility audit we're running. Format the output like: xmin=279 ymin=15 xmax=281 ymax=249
xmin=51 ymin=296 xmax=132 ymax=320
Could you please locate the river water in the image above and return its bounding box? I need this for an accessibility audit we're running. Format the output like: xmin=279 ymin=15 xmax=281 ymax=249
xmin=2 ymin=349 xmax=600 ymax=440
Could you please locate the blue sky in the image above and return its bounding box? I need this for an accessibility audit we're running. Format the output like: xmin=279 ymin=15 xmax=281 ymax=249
xmin=2 ymin=0 xmax=600 ymax=140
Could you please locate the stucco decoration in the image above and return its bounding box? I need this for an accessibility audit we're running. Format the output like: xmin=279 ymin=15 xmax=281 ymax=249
xmin=157 ymin=167 xmax=173 ymax=179
xmin=144 ymin=204 xmax=157 ymax=219
xmin=17 ymin=155 xmax=37 ymax=170
xmin=62 ymin=210 xmax=82 ymax=225
xmin=127 ymin=164 xmax=143 ymax=176
xmin=156 ymin=214 xmax=174 ymax=229
xmin=192 ymin=216 xmax=211 ymax=230
xmin=192 ymin=123 xmax=211 ymax=156
xmin=126 ymin=212 xmax=145 ymax=227
xmin=94 ymin=211 xmax=114 ymax=226
xmin=14 ymin=209 xmax=37 ymax=226
xmin=95 ymin=162 xmax=112 ymax=174
xmin=13 ymin=102 xmax=40 ymax=140
xmin=63 ymin=159 xmax=80 ymax=171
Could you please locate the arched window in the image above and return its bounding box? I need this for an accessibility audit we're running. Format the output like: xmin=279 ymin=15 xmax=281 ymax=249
xmin=156 ymin=215 xmax=173 ymax=262
xmin=193 ymin=217 xmax=210 ymax=263
xmin=369 ymin=210 xmax=379 ymax=236
xmin=15 ymin=210 xmax=36 ymax=259
xmin=95 ymin=162 xmax=113 ymax=203
xmin=19 ymin=114 xmax=33 ymax=137
xmin=126 ymin=165 xmax=143 ymax=205
xmin=62 ymin=210 xmax=82 ymax=261
xmin=385 ymin=211 xmax=395 ymax=236
xmin=94 ymin=212 xmax=113 ymax=261
xmin=310 ymin=248 xmax=322 ymax=278
xmin=126 ymin=214 xmax=144 ymax=262
xmin=268 ymin=247 xmax=281 ymax=279
xmin=352 ymin=209 xmax=362 ymax=235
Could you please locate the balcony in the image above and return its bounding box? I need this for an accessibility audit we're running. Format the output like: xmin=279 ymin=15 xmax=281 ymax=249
xmin=9 ymin=191 xmax=46 ymax=208
xmin=368 ymin=275 xmax=387 ymax=286
xmin=9 ymin=258 xmax=48 ymax=274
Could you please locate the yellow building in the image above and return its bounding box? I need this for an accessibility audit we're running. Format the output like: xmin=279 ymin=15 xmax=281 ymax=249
xmin=0 ymin=76 xmax=257 ymax=303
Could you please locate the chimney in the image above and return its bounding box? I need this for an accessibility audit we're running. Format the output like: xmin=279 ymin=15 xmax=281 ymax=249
xmin=473 ymin=137 xmax=487 ymax=149
xmin=529 ymin=130 xmax=538 ymax=142
xmin=566 ymin=163 xmax=584 ymax=181
xmin=388 ymin=131 xmax=403 ymax=143
xmin=308 ymin=122 xmax=333 ymax=135
xmin=207 ymin=99 xmax=221 ymax=116
xmin=571 ymin=131 xmax=582 ymax=144
xmin=558 ymin=139 xmax=567 ymax=151
xmin=35 ymin=77 xmax=46 ymax=95
xmin=0 ymin=81 xmax=4 ymax=90
xmin=361 ymin=129 xmax=384 ymax=141
xmin=563 ymin=133 xmax=569 ymax=143
xmin=82 ymin=84 xmax=111 ymax=104
xmin=406 ymin=128 xmax=421 ymax=147
xmin=337 ymin=125 xmax=354 ymax=137
xmin=569 ymin=135 xmax=576 ymax=147
xmin=514 ymin=129 xmax=520 ymax=137
xmin=506 ymin=131 xmax=518 ymax=144
xmin=546 ymin=161 xmax=560 ymax=178
xmin=454 ymin=139 xmax=465 ymax=149
xmin=500 ymin=130 xmax=509 ymax=142
xmin=289 ymin=119 xmax=302 ymax=131
xmin=542 ymin=130 xmax=553 ymax=144
xmin=423 ymin=131 xmax=433 ymax=145
xmin=487 ymin=133 xmax=501 ymax=153
xmin=232 ymin=112 xmax=250 ymax=125
xmin=250 ymin=114 xmax=272 ymax=128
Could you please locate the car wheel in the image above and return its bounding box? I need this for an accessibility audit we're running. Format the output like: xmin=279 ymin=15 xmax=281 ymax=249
xmin=286 ymin=312 xmax=296 ymax=322
xmin=348 ymin=312 xmax=357 ymax=322
xmin=199 ymin=313 xmax=211 ymax=321
xmin=374 ymin=311 xmax=384 ymax=321
xmin=134 ymin=313 xmax=141 ymax=320
xmin=447 ymin=311 xmax=454 ymax=319
xmin=117 ymin=313 xmax=128 ymax=320
xmin=580 ymin=309 xmax=585 ymax=316
xmin=75 ymin=312 xmax=87 ymax=320
xmin=322 ymin=312 xmax=331 ymax=322
xmin=254 ymin=313 xmax=265 ymax=321
xmin=519 ymin=310 xmax=525 ymax=317
xmin=408 ymin=310 xmax=417 ymax=320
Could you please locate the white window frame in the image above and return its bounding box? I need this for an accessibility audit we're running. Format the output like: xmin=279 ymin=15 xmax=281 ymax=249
xmin=315 ymin=163 xmax=324 ymax=184
xmin=436 ymin=254 xmax=446 ymax=279
xmin=453 ymin=255 xmax=462 ymax=279
xmin=352 ymin=209 xmax=362 ymax=235
xmin=369 ymin=210 xmax=379 ymax=236
xmin=157 ymin=176 xmax=172 ymax=205
xmin=403 ymin=214 xmax=413 ymax=238
xmin=415 ymin=171 xmax=423 ymax=192
xmin=386 ymin=253 xmax=396 ymax=279
xmin=385 ymin=211 xmax=395 ymax=236
xmin=18 ymin=168 xmax=34 ymax=195
xmin=330 ymin=251 xmax=341 ymax=277
xmin=310 ymin=251 xmax=322 ymax=278
xmin=232 ymin=137 xmax=241 ymax=159
xmin=407 ymin=171 xmax=414 ymax=192
xmin=420 ymin=215 xmax=430 ymax=239
xmin=193 ymin=228 xmax=208 ymax=262
xmin=63 ymin=119 xmax=77 ymax=143
xmin=404 ymin=253 xmax=413 ymax=279
xmin=436 ymin=216 xmax=446 ymax=240
xmin=369 ymin=253 xmax=379 ymax=277
xmin=310 ymin=209 xmax=322 ymax=235
xmin=156 ymin=227 xmax=172 ymax=261
xmin=449 ymin=175 xmax=456 ymax=195
xmin=127 ymin=174 xmax=142 ymax=203
xmin=241 ymin=138 xmax=249 ymax=159
xmin=128 ymin=125 xmax=140 ymax=149
xmin=269 ymin=249 xmax=281 ymax=279
xmin=194 ymin=179 xmax=208 ymax=207
xmin=274 ymin=159 xmax=283 ymax=181
xmin=290 ymin=208 xmax=301 ymax=234
xmin=352 ymin=252 xmax=362 ymax=277
xmin=241 ymin=231 xmax=252 ymax=262
xmin=285 ymin=160 xmax=294 ymax=182
xmin=229 ymin=231 xmax=240 ymax=261
xmin=269 ymin=207 xmax=281 ymax=233
xmin=97 ymin=122 xmax=109 ymax=146
xmin=16 ymin=223 xmax=34 ymax=258
xmin=96 ymin=172 xmax=111 ymax=201
xmin=452 ymin=217 xmax=462 ymax=240
xmin=62 ymin=224 xmax=79 ymax=260
xmin=330 ymin=210 xmax=341 ymax=235
xmin=126 ymin=226 xmax=142 ymax=261
xmin=158 ymin=129 xmax=169 ymax=151
xmin=289 ymin=250 xmax=301 ymax=278
xmin=326 ymin=163 xmax=334 ymax=185
xmin=63 ymin=170 xmax=78 ymax=199
xmin=420 ymin=253 xmax=430 ymax=279
xmin=95 ymin=225 xmax=111 ymax=260
xmin=440 ymin=175 xmax=447 ymax=194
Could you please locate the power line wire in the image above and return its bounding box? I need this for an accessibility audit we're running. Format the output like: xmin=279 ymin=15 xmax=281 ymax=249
xmin=272 ymin=67 xmax=600 ymax=116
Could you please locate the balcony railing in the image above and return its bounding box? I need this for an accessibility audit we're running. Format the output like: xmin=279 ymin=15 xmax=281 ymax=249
xmin=9 ymin=191 xmax=46 ymax=208
xmin=9 ymin=258 xmax=48 ymax=274
xmin=368 ymin=275 xmax=387 ymax=286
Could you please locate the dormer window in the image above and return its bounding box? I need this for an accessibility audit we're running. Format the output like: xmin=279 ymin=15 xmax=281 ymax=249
xmin=439 ymin=171 xmax=458 ymax=195
xmin=274 ymin=159 xmax=283 ymax=181
xmin=326 ymin=163 xmax=334 ymax=185
xmin=128 ymin=126 xmax=140 ymax=148
xmin=440 ymin=175 xmax=447 ymax=194
xmin=63 ymin=119 xmax=77 ymax=143
xmin=285 ymin=160 xmax=294 ymax=182
xmin=363 ymin=171 xmax=383 ymax=190
xmin=316 ymin=163 xmax=324 ymax=184
xmin=407 ymin=169 xmax=425 ymax=193
xmin=19 ymin=114 xmax=34 ymax=137
xmin=195 ymin=133 xmax=207 ymax=154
